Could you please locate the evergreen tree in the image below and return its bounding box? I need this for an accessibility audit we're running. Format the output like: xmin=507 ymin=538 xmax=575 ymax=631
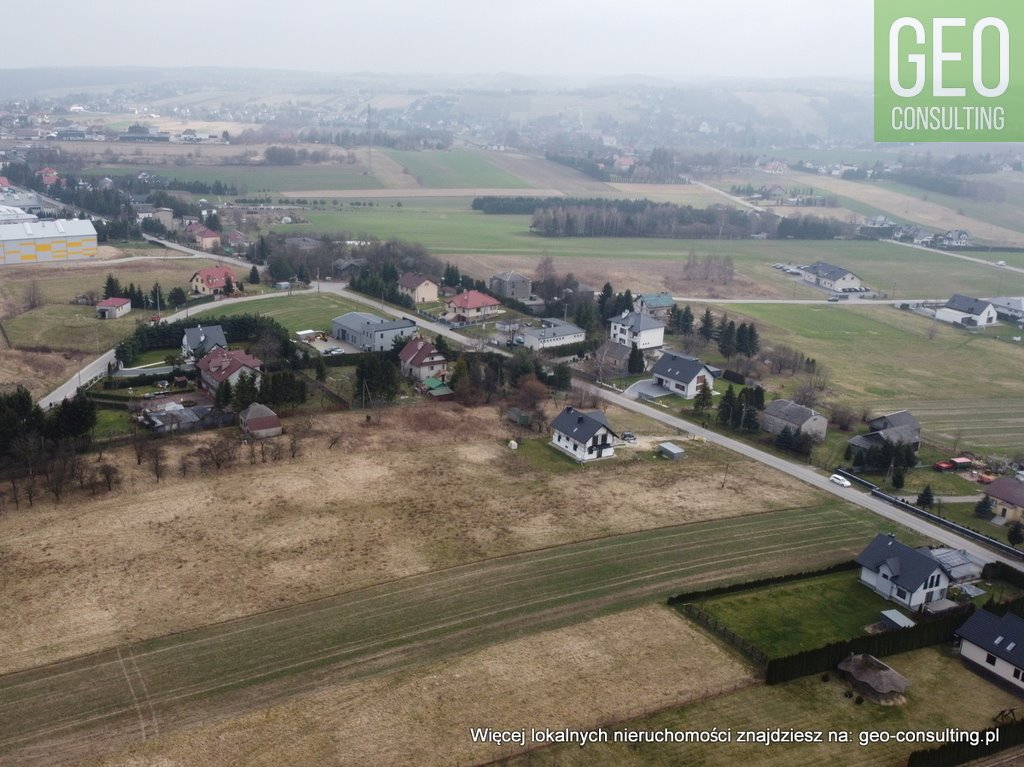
xmin=693 ymin=379 xmax=713 ymax=415
xmin=598 ymin=282 xmax=614 ymax=319
xmin=974 ymin=495 xmax=995 ymax=519
xmin=314 ymin=355 xmax=327 ymax=382
xmin=149 ymin=282 xmax=164 ymax=311
xmin=448 ymin=356 xmax=470 ymax=389
xmin=892 ymin=465 xmax=906 ymax=489
xmin=434 ymin=334 xmax=450 ymax=358
xmin=775 ymin=426 xmax=794 ymax=451
xmin=745 ymin=323 xmax=760 ymax=357
xmin=1009 ymin=522 xmax=1024 ymax=548
xmin=717 ymin=320 xmax=737 ymax=360
xmin=916 ymin=484 xmax=934 ymax=508
xmin=627 ymin=343 xmax=645 ymax=374
xmin=102 ymin=274 xmax=122 ymax=300
xmin=167 ymin=287 xmax=187 ymax=308
xmin=249 ymin=265 xmax=260 ymax=284
xmin=680 ymin=304 xmax=694 ymax=336
xmin=667 ymin=305 xmax=680 ymax=334
xmin=574 ymin=300 xmax=598 ymax=333
xmin=736 ymin=323 xmax=750 ymax=357
xmin=698 ymin=308 xmax=715 ymax=345
xmin=717 ymin=385 xmax=737 ymax=427
xmin=552 ymin=362 xmax=571 ymax=390
xmin=214 ymin=380 xmax=233 ymax=409
xmin=231 ymin=371 xmax=259 ymax=411
xmin=742 ymin=403 xmax=760 ymax=433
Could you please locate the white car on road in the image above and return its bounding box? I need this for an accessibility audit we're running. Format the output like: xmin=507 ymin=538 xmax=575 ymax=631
xmin=829 ymin=474 xmax=852 ymax=488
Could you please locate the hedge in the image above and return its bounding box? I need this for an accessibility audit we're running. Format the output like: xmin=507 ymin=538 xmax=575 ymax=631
xmin=666 ymin=560 xmax=859 ymax=606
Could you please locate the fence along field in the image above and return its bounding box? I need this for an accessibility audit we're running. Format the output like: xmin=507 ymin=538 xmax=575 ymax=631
xmin=0 ymin=505 xmax=901 ymax=764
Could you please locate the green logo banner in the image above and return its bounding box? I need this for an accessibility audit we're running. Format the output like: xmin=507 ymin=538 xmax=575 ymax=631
xmin=875 ymin=0 xmax=1024 ymax=141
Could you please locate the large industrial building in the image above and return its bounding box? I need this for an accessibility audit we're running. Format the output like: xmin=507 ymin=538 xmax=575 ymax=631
xmin=0 ymin=215 xmax=98 ymax=265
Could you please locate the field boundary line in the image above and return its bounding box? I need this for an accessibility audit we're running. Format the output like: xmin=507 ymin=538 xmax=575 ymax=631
xmin=126 ymin=650 xmax=159 ymax=738
xmin=115 ymin=649 xmax=148 ymax=742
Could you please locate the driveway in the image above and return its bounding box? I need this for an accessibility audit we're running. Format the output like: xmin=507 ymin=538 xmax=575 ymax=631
xmin=624 ymin=379 xmax=669 ymax=400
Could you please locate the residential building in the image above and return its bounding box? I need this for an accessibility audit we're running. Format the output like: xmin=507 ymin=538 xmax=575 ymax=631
xmin=801 ymin=262 xmax=863 ymax=291
xmin=848 ymin=410 xmax=921 ymax=454
xmin=142 ymin=403 xmax=232 ymax=434
xmin=936 ymin=294 xmax=998 ymax=326
xmin=184 ymin=222 xmax=221 ymax=251
xmin=333 ymin=257 xmax=367 ymax=281
xmin=195 ymin=348 xmax=263 ymax=392
xmin=398 ymin=273 xmax=439 ymax=304
xmin=399 ymin=337 xmax=449 ymax=382
xmin=0 ymin=218 xmax=98 ymax=265
xmin=956 ymin=610 xmax=1024 ymax=691
xmin=332 ymin=311 xmax=416 ymax=351
xmin=239 ymin=403 xmax=283 ymax=439
xmin=519 ymin=318 xmax=586 ymax=351
xmin=761 ymin=399 xmax=828 ymax=441
xmin=985 ymin=478 xmax=1024 ymax=523
xmin=226 ymin=230 xmax=250 ymax=251
xmin=609 ymin=311 xmax=664 ymax=349
xmin=549 ymin=406 xmax=617 ymax=462
xmin=444 ymin=290 xmax=503 ymax=322
xmin=942 ymin=229 xmax=971 ymax=247
xmin=989 ymin=297 xmax=1024 ymax=322
xmin=489 ymin=271 xmax=532 ymax=301
xmin=634 ymin=291 xmax=675 ymax=318
xmin=650 ymin=352 xmax=716 ymax=398
xmin=855 ymin=534 xmax=949 ymax=609
xmin=181 ymin=324 xmax=228 ymax=358
xmin=95 ymin=297 xmax=131 ymax=319
xmin=189 ymin=267 xmax=237 ymax=296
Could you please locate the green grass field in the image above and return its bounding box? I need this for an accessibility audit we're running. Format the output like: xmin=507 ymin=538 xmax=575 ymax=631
xmin=0 ymin=505 xmax=913 ymax=762
xmin=380 ymin=149 xmax=532 ymax=189
xmin=4 ymin=305 xmax=135 ymax=353
xmin=499 ymin=646 xmax=1020 ymax=767
xmin=87 ymin=164 xmax=384 ymax=194
xmin=698 ymin=571 xmax=904 ymax=658
xmin=191 ymin=292 xmax=387 ymax=332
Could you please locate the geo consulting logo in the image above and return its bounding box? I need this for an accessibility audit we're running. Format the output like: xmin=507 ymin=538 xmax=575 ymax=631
xmin=875 ymin=1 xmax=1023 ymax=141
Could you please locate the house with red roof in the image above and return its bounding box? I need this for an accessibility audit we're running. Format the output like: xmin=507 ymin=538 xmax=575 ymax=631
xmin=195 ymin=348 xmax=263 ymax=392
xmin=444 ymin=290 xmax=502 ymax=322
xmin=0 ymin=177 xmax=11 ymax=190
xmin=36 ymin=167 xmax=59 ymax=187
xmin=397 ymin=273 xmax=439 ymax=304
xmin=184 ymin=222 xmax=221 ymax=251
xmin=398 ymin=337 xmax=449 ymax=382
xmin=239 ymin=403 xmax=282 ymax=439
xmin=190 ymin=266 xmax=237 ymax=296
xmin=95 ymin=297 xmax=131 ymax=319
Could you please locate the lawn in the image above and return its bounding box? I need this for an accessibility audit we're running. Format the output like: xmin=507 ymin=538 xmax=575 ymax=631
xmin=191 ymin=292 xmax=386 ymax=332
xmin=380 ymin=149 xmax=532 ymax=189
xmin=3 ymin=304 xmax=136 ymax=353
xmin=86 ymin=164 xmax=384 ymax=194
xmin=92 ymin=408 xmax=135 ymax=439
xmin=499 ymin=646 xmax=1022 ymax=767
xmin=697 ymin=571 xmax=912 ymax=658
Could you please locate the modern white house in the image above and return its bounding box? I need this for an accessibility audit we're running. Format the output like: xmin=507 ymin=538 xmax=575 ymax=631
xmin=650 ymin=352 xmax=716 ymax=399
xmin=549 ymin=406 xmax=617 ymax=462
xmin=956 ymin=610 xmax=1024 ymax=691
xmin=801 ymin=261 xmax=862 ymax=291
xmin=609 ymin=311 xmax=665 ymax=349
xmin=935 ymin=294 xmax=998 ymax=327
xmin=855 ymin=534 xmax=950 ymax=610
xmin=332 ymin=312 xmax=416 ymax=351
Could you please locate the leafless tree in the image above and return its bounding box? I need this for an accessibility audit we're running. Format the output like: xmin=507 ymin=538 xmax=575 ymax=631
xmin=328 ymin=433 xmax=343 ymax=450
xmin=99 ymin=464 xmax=119 ymax=491
xmin=10 ymin=433 xmax=45 ymax=478
xmin=149 ymin=445 xmax=165 ymax=482
xmin=25 ymin=280 xmax=44 ymax=310
xmin=23 ymin=480 xmax=35 ymax=507
xmin=178 ymin=455 xmax=190 ymax=478
xmin=829 ymin=403 xmax=857 ymax=431
xmin=247 ymin=440 xmax=257 ymax=465
xmin=8 ymin=479 xmax=19 ymax=510
xmin=289 ymin=432 xmax=303 ymax=459
xmin=133 ymin=434 xmax=148 ymax=466
xmin=269 ymin=439 xmax=283 ymax=462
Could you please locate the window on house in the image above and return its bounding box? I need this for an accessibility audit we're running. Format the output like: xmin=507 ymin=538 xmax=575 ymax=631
xmin=1014 ymin=668 xmax=1022 ymax=680
xmin=881 ymin=573 xmax=889 ymax=580
xmin=895 ymin=588 xmax=907 ymax=600
xmin=986 ymin=653 xmax=997 ymax=666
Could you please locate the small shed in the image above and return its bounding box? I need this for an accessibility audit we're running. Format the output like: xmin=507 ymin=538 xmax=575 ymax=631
xmin=880 ymin=609 xmax=916 ymax=631
xmin=239 ymin=403 xmax=283 ymax=439
xmin=658 ymin=442 xmax=686 ymax=461
xmin=296 ymin=329 xmax=319 ymax=342
xmin=95 ymin=297 xmax=131 ymax=319
xmin=837 ymin=653 xmax=910 ymax=704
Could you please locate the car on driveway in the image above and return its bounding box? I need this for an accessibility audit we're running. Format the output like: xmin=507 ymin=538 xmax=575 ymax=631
xmin=621 ymin=432 xmax=638 ymax=443
xmin=829 ymin=474 xmax=852 ymax=488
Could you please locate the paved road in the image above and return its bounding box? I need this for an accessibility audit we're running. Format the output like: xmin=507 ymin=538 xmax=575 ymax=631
xmin=584 ymin=382 xmax=1020 ymax=568
xmin=891 ymin=239 xmax=1024 ymax=277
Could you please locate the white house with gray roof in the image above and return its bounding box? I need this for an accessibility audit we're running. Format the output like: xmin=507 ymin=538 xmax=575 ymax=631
xmin=801 ymin=261 xmax=862 ymax=291
xmin=519 ymin=318 xmax=586 ymax=351
xmin=181 ymin=324 xmax=227 ymax=359
xmin=650 ymin=352 xmax=716 ymax=399
xmin=489 ymin=271 xmax=532 ymax=301
xmin=856 ymin=534 xmax=949 ymax=609
xmin=936 ymin=294 xmax=997 ymax=326
xmin=332 ymin=312 xmax=416 ymax=351
xmin=761 ymin=399 xmax=827 ymax=441
xmin=956 ymin=610 xmax=1024 ymax=691
xmin=989 ymin=297 xmax=1024 ymax=322
xmin=609 ymin=311 xmax=664 ymax=349
xmin=550 ymin=406 xmax=617 ymax=462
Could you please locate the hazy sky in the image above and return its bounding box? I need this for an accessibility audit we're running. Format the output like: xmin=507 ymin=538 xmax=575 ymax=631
xmin=12 ymin=0 xmax=873 ymax=79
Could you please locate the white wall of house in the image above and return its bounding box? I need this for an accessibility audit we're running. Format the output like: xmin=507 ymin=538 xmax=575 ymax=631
xmin=522 ymin=330 xmax=585 ymax=350
xmin=654 ymin=370 xmax=712 ymax=399
xmin=762 ymin=413 xmax=828 ymax=440
xmin=960 ymin=641 xmax=1024 ymax=691
xmin=859 ymin=566 xmax=948 ymax=608
xmin=550 ymin=427 xmax=615 ymax=461
xmin=610 ymin=322 xmax=664 ymax=349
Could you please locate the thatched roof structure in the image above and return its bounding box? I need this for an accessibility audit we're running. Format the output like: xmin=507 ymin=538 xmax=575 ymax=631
xmin=838 ymin=654 xmax=909 ymax=696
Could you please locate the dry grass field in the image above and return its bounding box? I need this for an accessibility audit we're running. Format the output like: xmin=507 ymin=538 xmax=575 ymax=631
xmin=65 ymin=607 xmax=759 ymax=767
xmin=0 ymin=403 xmax=831 ymax=676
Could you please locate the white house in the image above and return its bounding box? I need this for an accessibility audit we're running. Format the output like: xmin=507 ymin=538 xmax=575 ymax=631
xmin=956 ymin=610 xmax=1024 ymax=691
xmin=650 ymin=352 xmax=716 ymax=398
xmin=801 ymin=262 xmax=862 ymax=291
xmin=332 ymin=312 xmax=416 ymax=352
xmin=935 ymin=294 xmax=998 ymax=327
xmin=95 ymin=297 xmax=131 ymax=319
xmin=519 ymin=318 xmax=586 ymax=351
xmin=855 ymin=534 xmax=949 ymax=609
xmin=549 ymin=406 xmax=617 ymax=462
xmin=398 ymin=337 xmax=449 ymax=382
xmin=609 ymin=311 xmax=665 ymax=349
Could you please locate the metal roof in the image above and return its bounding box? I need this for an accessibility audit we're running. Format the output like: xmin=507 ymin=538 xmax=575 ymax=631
xmin=855 ymin=534 xmax=944 ymax=593
xmin=957 ymin=610 xmax=1024 ymax=668
xmin=550 ymin=406 xmax=617 ymax=442
xmin=650 ymin=351 xmax=709 ymax=384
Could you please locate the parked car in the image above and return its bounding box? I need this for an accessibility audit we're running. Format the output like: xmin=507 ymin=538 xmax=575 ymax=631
xmin=621 ymin=432 xmax=638 ymax=443
xmin=829 ymin=474 xmax=852 ymax=488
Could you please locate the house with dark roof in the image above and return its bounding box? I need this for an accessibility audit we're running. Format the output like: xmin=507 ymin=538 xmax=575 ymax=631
xmin=761 ymin=399 xmax=827 ymax=441
xmin=986 ymin=478 xmax=1024 ymax=523
xmin=801 ymin=261 xmax=862 ymax=291
xmin=332 ymin=311 xmax=416 ymax=351
xmin=398 ymin=337 xmax=449 ymax=382
xmin=397 ymin=273 xmax=439 ymax=304
xmin=650 ymin=352 xmax=716 ymax=399
xmin=609 ymin=311 xmax=664 ymax=349
xmin=848 ymin=410 xmax=921 ymax=455
xmin=936 ymin=294 xmax=997 ymax=326
xmin=181 ymin=324 xmax=228 ymax=358
xmin=956 ymin=610 xmax=1024 ymax=691
xmin=634 ymin=291 xmax=675 ymax=319
xmin=989 ymin=297 xmax=1024 ymax=322
xmin=856 ymin=534 xmax=949 ymax=609
xmin=489 ymin=271 xmax=532 ymax=301
xmin=333 ymin=257 xmax=367 ymax=282
xmin=239 ymin=403 xmax=282 ymax=439
xmin=550 ymin=406 xmax=617 ymax=462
